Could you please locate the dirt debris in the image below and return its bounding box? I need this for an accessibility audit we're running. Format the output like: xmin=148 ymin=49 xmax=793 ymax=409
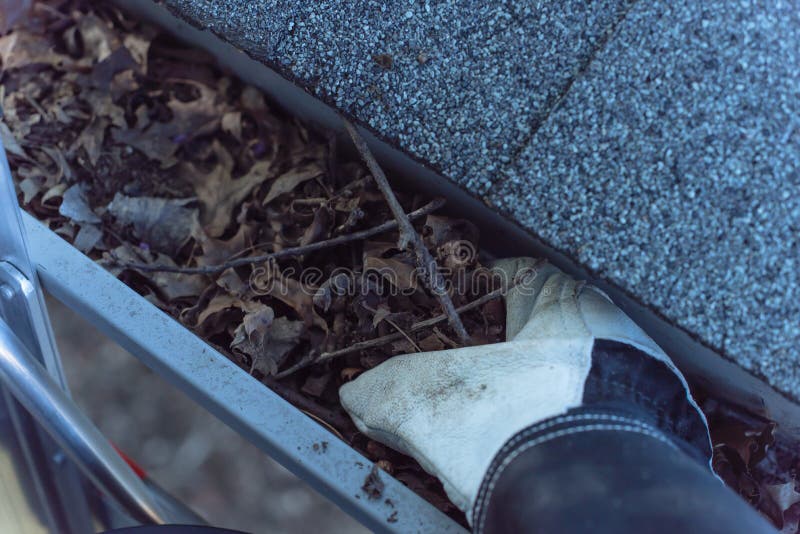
xmin=362 ymin=465 xmax=385 ymax=501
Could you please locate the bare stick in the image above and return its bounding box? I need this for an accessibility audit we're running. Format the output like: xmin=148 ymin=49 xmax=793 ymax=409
xmin=112 ymin=198 xmax=445 ymax=275
xmin=343 ymin=119 xmax=471 ymax=344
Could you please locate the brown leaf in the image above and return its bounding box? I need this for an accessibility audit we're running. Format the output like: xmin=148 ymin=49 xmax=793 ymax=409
xmin=78 ymin=14 xmax=120 ymax=63
xmin=104 ymin=246 xmax=207 ymax=301
xmin=41 ymin=182 xmax=67 ymax=204
xmin=59 ymin=184 xmax=100 ymax=224
xmin=72 ymin=224 xmax=103 ymax=253
xmin=184 ymin=142 xmax=274 ymax=236
xmin=299 ymin=206 xmax=333 ymax=246
xmin=17 ymin=177 xmax=39 ymax=204
xmin=371 ymin=304 xmax=391 ymax=328
xmin=221 ymin=111 xmax=242 ymax=141
xmin=250 ymin=261 xmax=328 ymax=332
xmin=113 ymin=81 xmax=223 ymax=167
xmin=240 ymin=86 xmax=266 ymax=111
xmin=0 ymin=30 xmax=69 ymax=70
xmin=418 ymin=333 xmax=445 ymax=352
xmin=107 ymin=193 xmax=199 ymax=253
xmin=340 ymin=367 xmax=363 ymax=382
xmin=187 ymin=292 xmax=262 ymax=333
xmin=150 ymin=257 xmax=209 ymax=301
xmin=712 ymin=420 xmax=775 ymax=468
xmin=364 ymin=256 xmax=419 ymax=292
xmin=231 ymin=304 xmax=304 ymax=376
xmin=39 ymin=146 xmax=73 ymax=183
xmin=195 ymin=223 xmax=255 ymax=266
xmin=90 ymin=46 xmax=137 ymax=90
xmin=72 ymin=115 xmax=108 ymax=166
xmin=263 ymin=162 xmax=323 ymax=204
xmin=301 ymin=373 xmax=331 ymax=398
xmin=215 ymin=268 xmax=248 ymax=298
xmin=0 ymin=120 xmax=26 ymax=158
xmin=766 ymin=482 xmax=800 ymax=515
xmin=123 ymin=33 xmax=150 ymax=72
xmin=422 ymin=215 xmax=480 ymax=249
xmin=313 ymin=272 xmax=351 ymax=312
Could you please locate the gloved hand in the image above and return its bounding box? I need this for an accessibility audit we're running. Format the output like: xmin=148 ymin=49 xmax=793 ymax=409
xmin=339 ymin=258 xmax=701 ymax=519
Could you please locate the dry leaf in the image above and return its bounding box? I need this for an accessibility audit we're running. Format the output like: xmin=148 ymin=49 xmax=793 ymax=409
xmin=299 ymin=205 xmax=333 ymax=246
xmin=72 ymin=115 xmax=108 ymax=165
xmin=73 ymin=224 xmax=103 ymax=253
xmin=0 ymin=30 xmax=69 ymax=70
xmin=107 ymin=193 xmax=199 ymax=252
xmin=78 ymin=14 xmax=119 ymax=63
xmin=195 ymin=223 xmax=255 ymax=266
xmin=340 ymin=367 xmax=363 ymax=382
xmin=221 ymin=111 xmax=242 ymax=141
xmin=0 ymin=120 xmax=26 ymax=158
xmin=104 ymin=246 xmax=207 ymax=301
xmin=187 ymin=292 xmax=262 ymax=333
xmin=59 ymin=184 xmax=100 ymax=224
xmin=123 ymin=33 xmax=150 ymax=72
xmin=371 ymin=304 xmax=391 ymax=327
xmin=767 ymin=482 xmax=800 ymax=515
xmin=418 ymin=333 xmax=445 ymax=352
xmin=40 ymin=146 xmax=73 ymax=183
xmin=240 ymin=85 xmax=266 ymax=110
xmin=364 ymin=256 xmax=419 ymax=292
xmin=184 ymin=142 xmax=274 ymax=236
xmin=301 ymin=373 xmax=331 ymax=397
xmin=113 ymin=81 xmax=223 ymax=167
xmin=712 ymin=420 xmax=775 ymax=468
xmin=313 ymin=272 xmax=350 ymax=312
xmin=250 ymin=261 xmax=328 ymax=332
xmin=264 ymin=163 xmax=323 ymax=204
xmin=231 ymin=304 xmax=304 ymax=376
xmin=423 ymin=214 xmax=479 ymax=249
xmin=17 ymin=177 xmax=39 ymax=204
xmin=216 ymin=268 xmax=248 ymax=298
xmin=150 ymin=260 xmax=208 ymax=301
xmin=90 ymin=46 xmax=137 ymax=89
xmin=42 ymin=183 xmax=67 ymax=204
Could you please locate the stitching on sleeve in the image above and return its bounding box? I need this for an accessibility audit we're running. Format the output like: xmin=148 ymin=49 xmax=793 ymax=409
xmin=474 ymin=423 xmax=674 ymax=533
xmin=470 ymin=411 xmax=656 ymax=525
xmin=492 ymin=412 xmax=648 ymax=458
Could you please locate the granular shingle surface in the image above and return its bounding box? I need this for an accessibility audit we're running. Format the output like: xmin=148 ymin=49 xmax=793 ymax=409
xmin=160 ymin=0 xmax=800 ymax=401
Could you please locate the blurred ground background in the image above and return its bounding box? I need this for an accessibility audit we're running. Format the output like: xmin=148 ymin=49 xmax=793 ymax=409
xmin=46 ymin=295 xmax=367 ymax=534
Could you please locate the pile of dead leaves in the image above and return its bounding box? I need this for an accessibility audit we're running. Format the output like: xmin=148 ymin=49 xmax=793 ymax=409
xmin=702 ymin=397 xmax=800 ymax=532
xmin=1 ymin=0 xmax=507 ymax=520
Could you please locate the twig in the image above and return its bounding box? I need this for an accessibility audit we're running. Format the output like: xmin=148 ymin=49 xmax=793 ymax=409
xmin=343 ymin=119 xmax=471 ymax=344
xmin=274 ymin=283 xmax=511 ymax=379
xmin=364 ymin=303 xmax=421 ymax=353
xmin=112 ymin=198 xmax=445 ymax=274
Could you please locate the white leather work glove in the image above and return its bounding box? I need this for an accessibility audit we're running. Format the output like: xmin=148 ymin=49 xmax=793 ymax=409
xmin=339 ymin=258 xmax=703 ymax=519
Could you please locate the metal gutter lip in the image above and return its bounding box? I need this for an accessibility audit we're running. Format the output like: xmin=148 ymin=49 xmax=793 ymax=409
xmin=21 ymin=211 xmax=465 ymax=533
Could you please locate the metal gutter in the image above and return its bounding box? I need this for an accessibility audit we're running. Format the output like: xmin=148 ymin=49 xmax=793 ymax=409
xmin=22 ymin=212 xmax=465 ymax=533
